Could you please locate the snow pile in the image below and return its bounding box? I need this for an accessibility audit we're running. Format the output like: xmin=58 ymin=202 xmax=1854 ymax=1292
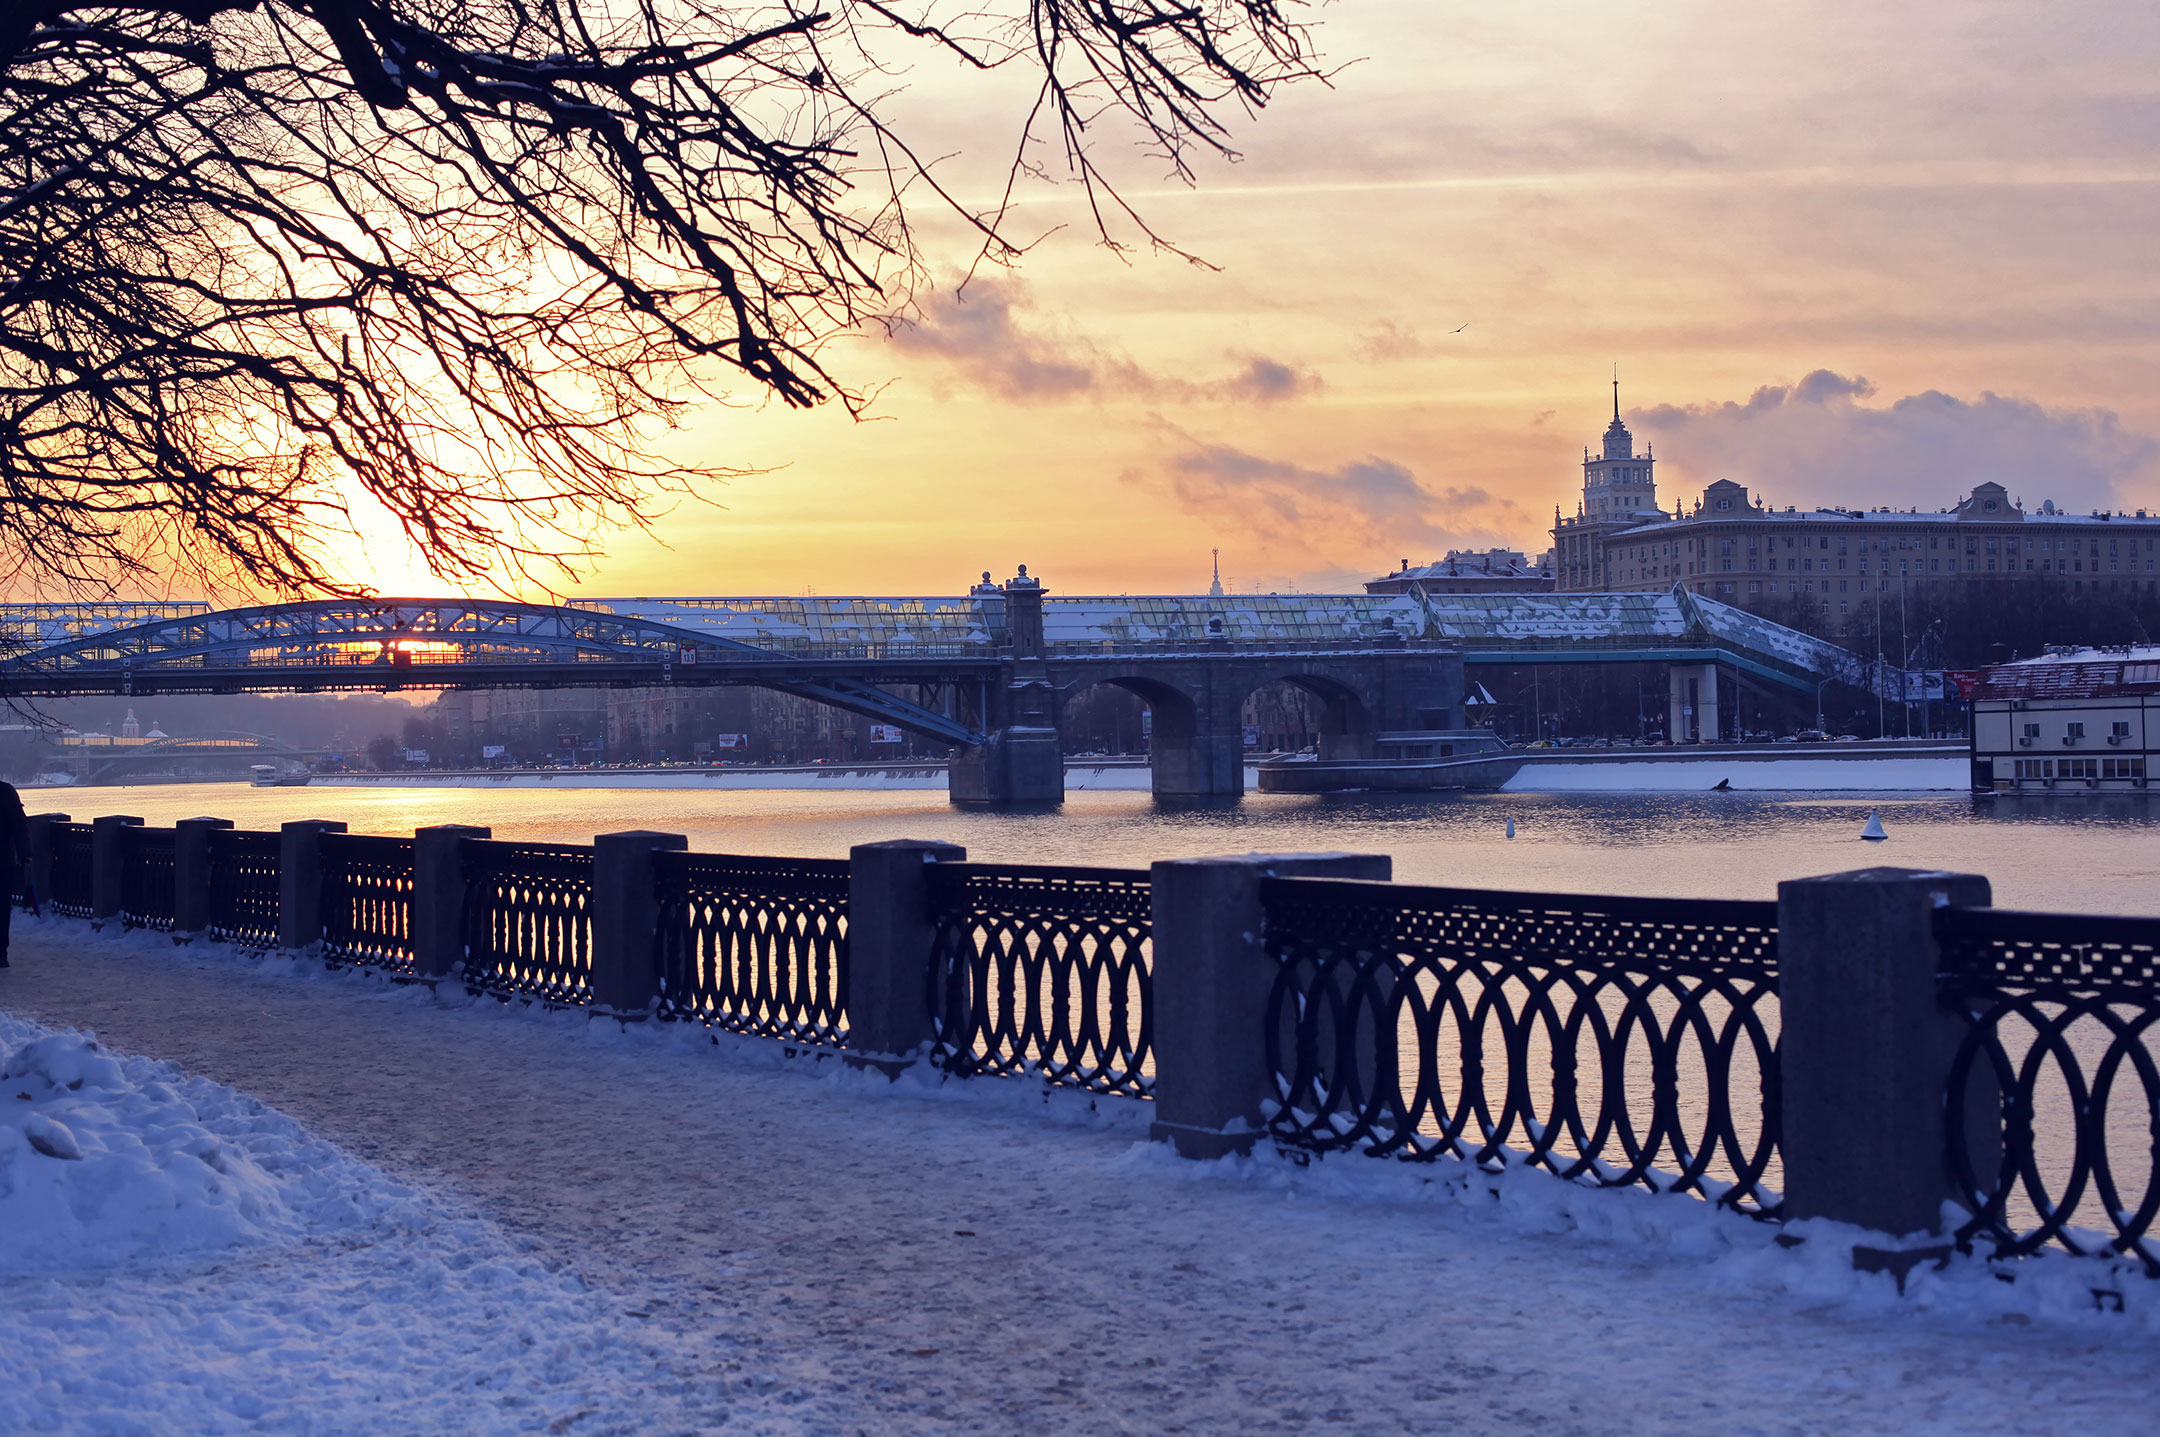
xmin=1136 ymin=1140 xmax=2160 ymax=1332
xmin=0 ymin=1021 xmax=305 ymax=1275
xmin=0 ymin=1010 xmax=742 ymax=1433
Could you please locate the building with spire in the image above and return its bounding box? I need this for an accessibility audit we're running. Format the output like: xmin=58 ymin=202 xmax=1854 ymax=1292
xmin=1551 ymin=374 xmax=1666 ymax=590
xmin=1547 ymin=380 xmax=2160 ymax=616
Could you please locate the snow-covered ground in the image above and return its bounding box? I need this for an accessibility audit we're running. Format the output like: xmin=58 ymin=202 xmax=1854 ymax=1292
xmin=5 ymin=917 xmax=2158 ymax=1434
xmin=309 ymin=763 xmax=1210 ymax=792
xmin=1505 ymin=756 xmax=1968 ymax=792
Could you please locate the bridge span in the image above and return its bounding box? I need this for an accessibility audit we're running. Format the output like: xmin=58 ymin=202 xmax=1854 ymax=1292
xmin=0 ymin=577 xmax=1890 ymax=802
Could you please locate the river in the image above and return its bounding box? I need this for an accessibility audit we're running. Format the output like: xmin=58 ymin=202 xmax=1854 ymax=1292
xmin=51 ymin=782 xmax=2160 ymax=915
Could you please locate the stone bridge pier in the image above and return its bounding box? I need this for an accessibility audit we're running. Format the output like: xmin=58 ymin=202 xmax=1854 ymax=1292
xmin=950 ymin=574 xmax=1464 ymax=804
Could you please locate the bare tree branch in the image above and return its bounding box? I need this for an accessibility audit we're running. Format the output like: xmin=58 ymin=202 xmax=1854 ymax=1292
xmin=0 ymin=0 xmax=1319 ymax=599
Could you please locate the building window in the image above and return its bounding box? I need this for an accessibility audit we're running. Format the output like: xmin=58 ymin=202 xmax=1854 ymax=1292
xmin=2114 ymin=721 xmax=2132 ymax=738
xmin=2068 ymin=722 xmax=2086 ymax=739
xmin=2104 ymin=758 xmax=2146 ymax=780
xmin=1839 ymin=579 xmax=1849 ymax=592
xmin=2023 ymin=722 xmax=2041 ymax=738
xmin=1748 ymin=581 xmax=1761 ymax=595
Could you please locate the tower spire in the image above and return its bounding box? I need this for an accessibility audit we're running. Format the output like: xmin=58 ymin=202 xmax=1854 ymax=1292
xmin=1612 ymin=364 xmax=1620 ymax=422
xmin=1208 ymin=548 xmax=1224 ymax=598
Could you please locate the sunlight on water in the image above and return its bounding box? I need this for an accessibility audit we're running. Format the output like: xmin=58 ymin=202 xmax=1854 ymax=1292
xmin=69 ymin=782 xmax=2160 ymax=913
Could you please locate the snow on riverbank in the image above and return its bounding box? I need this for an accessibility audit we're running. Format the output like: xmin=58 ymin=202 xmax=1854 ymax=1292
xmin=0 ymin=1008 xmax=734 ymax=1434
xmin=1505 ymin=756 xmax=1968 ymax=792
xmin=6 ymin=919 xmax=2159 ymax=1433
xmin=309 ymin=762 xmax=1204 ymax=792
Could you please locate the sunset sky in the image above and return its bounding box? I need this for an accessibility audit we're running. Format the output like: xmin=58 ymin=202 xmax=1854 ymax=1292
xmin=348 ymin=0 xmax=2160 ymax=602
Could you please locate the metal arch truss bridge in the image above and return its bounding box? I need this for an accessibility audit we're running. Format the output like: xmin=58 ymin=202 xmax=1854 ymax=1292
xmin=0 ymin=584 xmax=1894 ymax=799
xmin=0 ymin=598 xmax=985 ymax=746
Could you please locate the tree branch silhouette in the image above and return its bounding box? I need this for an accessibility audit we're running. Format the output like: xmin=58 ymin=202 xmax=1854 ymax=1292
xmin=0 ymin=0 xmax=1316 ymax=597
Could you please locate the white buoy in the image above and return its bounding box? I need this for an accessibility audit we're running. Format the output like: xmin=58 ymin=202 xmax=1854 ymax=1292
xmin=1505 ymin=816 xmax=1516 ymax=839
xmin=1860 ymin=810 xmax=1888 ymax=842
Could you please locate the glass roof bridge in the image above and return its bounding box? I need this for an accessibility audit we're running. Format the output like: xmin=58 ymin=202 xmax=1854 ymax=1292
xmin=0 ymin=584 xmax=1886 ymax=751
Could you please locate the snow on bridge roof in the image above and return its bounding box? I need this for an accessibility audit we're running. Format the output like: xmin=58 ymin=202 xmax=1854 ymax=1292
xmin=0 ymin=589 xmax=1875 ymax=684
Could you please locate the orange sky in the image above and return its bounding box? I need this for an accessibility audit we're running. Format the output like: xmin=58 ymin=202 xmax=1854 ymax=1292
xmin=334 ymin=0 xmax=2160 ymax=602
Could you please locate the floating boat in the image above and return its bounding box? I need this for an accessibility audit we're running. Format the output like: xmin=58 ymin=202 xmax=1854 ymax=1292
xmin=250 ymin=765 xmax=312 ymax=788
xmin=1860 ymin=810 xmax=1888 ymax=841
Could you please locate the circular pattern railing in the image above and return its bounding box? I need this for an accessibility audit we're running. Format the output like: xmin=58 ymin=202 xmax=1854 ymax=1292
xmin=1262 ymin=877 xmax=1782 ymax=1216
xmin=1937 ymin=907 xmax=2160 ymax=1269
xmin=654 ymin=853 xmax=850 ymax=1044
xmin=927 ymin=863 xmax=1153 ymax=1097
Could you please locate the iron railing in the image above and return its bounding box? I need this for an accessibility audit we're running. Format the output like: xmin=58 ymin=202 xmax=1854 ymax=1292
xmin=1936 ymin=907 xmax=2160 ymax=1268
xmin=205 ymin=828 xmax=281 ymax=948
xmin=319 ymin=833 xmax=415 ymax=971
xmin=460 ymin=839 xmax=592 ymax=1003
xmin=117 ymin=824 xmax=176 ymax=931
xmin=49 ymin=821 xmax=93 ymax=918
xmin=928 ymin=863 xmax=1154 ymax=1097
xmin=1262 ymin=877 xmax=1783 ymax=1216
xmin=653 ymin=852 xmax=850 ymax=1042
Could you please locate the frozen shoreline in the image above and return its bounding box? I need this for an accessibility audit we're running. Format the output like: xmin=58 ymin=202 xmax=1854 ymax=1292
xmin=307 ymin=762 xmax=1249 ymax=792
xmin=1502 ymin=756 xmax=1970 ymax=792
xmin=5 ymin=920 xmax=2158 ymax=1433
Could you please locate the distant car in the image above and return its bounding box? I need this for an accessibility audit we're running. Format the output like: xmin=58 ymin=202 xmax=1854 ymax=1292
xmin=1794 ymin=729 xmax=1829 ymax=742
xmin=1835 ymin=734 xmax=1861 ymax=743
xmin=1523 ymin=740 xmax=1553 ymax=749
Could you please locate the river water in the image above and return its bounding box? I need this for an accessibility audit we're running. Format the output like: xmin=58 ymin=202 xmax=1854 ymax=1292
xmin=61 ymin=781 xmax=2160 ymax=915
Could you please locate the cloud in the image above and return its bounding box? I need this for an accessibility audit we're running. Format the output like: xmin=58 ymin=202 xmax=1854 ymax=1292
xmin=1143 ymin=439 xmax=1520 ymax=555
xmin=1222 ymin=356 xmax=1321 ymax=404
xmin=1354 ymin=322 xmax=1426 ymax=361
xmin=1633 ymin=371 xmax=2160 ymax=514
xmin=886 ymin=278 xmax=1318 ymax=406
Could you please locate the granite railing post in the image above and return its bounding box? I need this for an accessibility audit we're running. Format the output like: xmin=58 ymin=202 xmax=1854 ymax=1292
xmin=1148 ymin=852 xmax=1393 ymax=1159
xmin=412 ymin=824 xmax=491 ymax=982
xmin=277 ymin=820 xmax=349 ymax=953
xmin=172 ymin=818 xmax=233 ymax=941
xmin=25 ymin=813 xmax=69 ymax=912
xmin=591 ymin=830 xmax=687 ymax=1019
xmin=845 ymin=839 xmax=966 ymax=1066
xmin=1778 ymin=866 xmax=1993 ymax=1246
xmin=89 ymin=814 xmax=143 ymax=930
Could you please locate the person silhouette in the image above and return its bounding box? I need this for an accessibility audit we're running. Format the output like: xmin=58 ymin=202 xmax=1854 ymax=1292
xmin=0 ymin=780 xmax=24 ymax=967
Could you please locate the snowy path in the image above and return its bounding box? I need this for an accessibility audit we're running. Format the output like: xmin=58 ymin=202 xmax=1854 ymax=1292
xmin=6 ymin=920 xmax=2159 ymax=1435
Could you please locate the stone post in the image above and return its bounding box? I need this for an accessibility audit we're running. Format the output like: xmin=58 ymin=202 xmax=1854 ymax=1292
xmin=277 ymin=820 xmax=348 ymax=952
xmin=24 ymin=813 xmax=69 ymax=912
xmin=89 ymin=814 xmax=143 ymax=929
xmin=1778 ymin=866 xmax=1992 ymax=1239
xmin=846 ymin=839 xmax=966 ymax=1064
xmin=412 ymin=824 xmax=490 ymax=981
xmin=172 ymin=818 xmax=233 ymax=940
xmin=591 ymin=830 xmax=687 ymax=1018
xmin=1149 ymin=851 xmax=1393 ymax=1158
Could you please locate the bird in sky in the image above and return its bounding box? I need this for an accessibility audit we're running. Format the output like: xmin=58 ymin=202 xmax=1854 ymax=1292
xmin=1450 ymin=322 xmax=1469 ymax=333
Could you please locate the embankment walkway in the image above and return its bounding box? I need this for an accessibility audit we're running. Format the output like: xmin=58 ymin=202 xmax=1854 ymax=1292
xmin=4 ymin=923 xmax=2152 ymax=1435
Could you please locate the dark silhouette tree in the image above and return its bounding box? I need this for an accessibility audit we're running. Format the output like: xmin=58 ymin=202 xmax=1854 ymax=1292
xmin=0 ymin=0 xmax=1317 ymax=597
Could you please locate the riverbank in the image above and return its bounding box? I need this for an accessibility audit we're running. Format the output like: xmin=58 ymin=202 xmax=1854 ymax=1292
xmin=5 ymin=923 xmax=2152 ymax=1434
xmin=307 ymin=760 xmax=1216 ymax=792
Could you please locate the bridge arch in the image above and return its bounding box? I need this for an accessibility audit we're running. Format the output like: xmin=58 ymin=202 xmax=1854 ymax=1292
xmin=1055 ymin=673 xmax=1222 ymax=798
xmin=1245 ymin=672 xmax=1377 ymax=762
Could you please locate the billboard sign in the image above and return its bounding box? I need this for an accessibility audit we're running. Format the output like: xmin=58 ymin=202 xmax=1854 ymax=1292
xmin=870 ymin=725 xmax=904 ymax=744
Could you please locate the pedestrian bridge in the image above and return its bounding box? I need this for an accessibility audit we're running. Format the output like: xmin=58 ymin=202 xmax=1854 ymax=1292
xmin=0 ymin=580 xmax=1892 ymax=799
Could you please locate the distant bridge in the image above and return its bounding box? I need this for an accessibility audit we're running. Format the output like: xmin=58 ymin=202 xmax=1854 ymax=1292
xmin=0 ymin=580 xmax=1894 ymax=801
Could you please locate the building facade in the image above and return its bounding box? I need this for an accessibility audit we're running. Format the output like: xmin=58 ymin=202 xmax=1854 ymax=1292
xmin=1969 ymin=650 xmax=2160 ymax=792
xmin=1549 ymin=407 xmax=2160 ymax=612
